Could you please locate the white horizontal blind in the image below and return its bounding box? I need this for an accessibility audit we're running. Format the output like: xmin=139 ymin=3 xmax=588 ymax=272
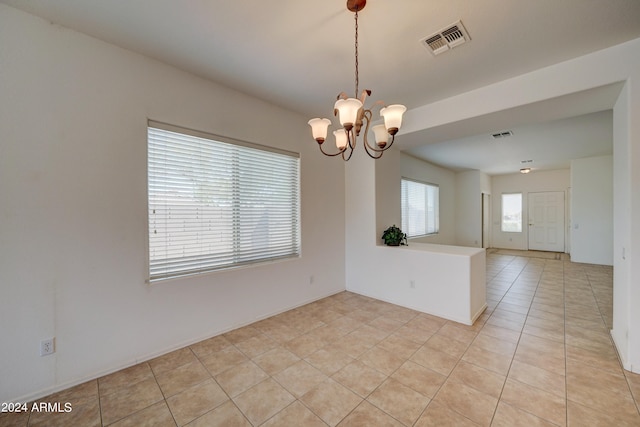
xmin=401 ymin=178 xmax=439 ymax=237
xmin=147 ymin=122 xmax=300 ymax=281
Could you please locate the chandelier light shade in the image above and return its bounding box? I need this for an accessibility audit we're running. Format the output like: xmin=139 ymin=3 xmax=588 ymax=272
xmin=372 ymin=124 xmax=388 ymax=147
xmin=334 ymin=98 xmax=363 ymax=129
xmin=308 ymin=0 xmax=406 ymax=160
xmin=380 ymin=104 xmax=407 ymax=133
xmin=308 ymin=118 xmax=332 ymax=142
xmin=334 ymin=129 xmax=348 ymax=149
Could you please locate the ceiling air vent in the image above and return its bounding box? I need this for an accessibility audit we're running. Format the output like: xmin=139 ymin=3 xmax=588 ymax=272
xmin=421 ymin=20 xmax=470 ymax=56
xmin=492 ymin=130 xmax=513 ymax=139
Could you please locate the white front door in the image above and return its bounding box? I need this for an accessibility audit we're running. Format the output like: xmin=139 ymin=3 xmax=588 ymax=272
xmin=528 ymin=191 xmax=565 ymax=252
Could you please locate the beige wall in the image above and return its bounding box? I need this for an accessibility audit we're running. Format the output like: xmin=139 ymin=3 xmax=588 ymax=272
xmin=0 ymin=4 xmax=346 ymax=402
xmin=571 ymin=155 xmax=613 ymax=265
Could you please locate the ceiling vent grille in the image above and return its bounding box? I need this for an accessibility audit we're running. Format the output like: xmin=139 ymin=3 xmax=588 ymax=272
xmin=421 ymin=20 xmax=470 ymax=55
xmin=492 ymin=130 xmax=513 ymax=139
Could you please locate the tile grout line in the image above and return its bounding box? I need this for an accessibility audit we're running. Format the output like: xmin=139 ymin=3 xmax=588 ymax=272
xmin=486 ymin=255 xmax=545 ymax=426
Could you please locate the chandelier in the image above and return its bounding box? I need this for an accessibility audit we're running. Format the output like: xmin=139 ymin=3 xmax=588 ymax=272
xmin=308 ymin=0 xmax=406 ymax=160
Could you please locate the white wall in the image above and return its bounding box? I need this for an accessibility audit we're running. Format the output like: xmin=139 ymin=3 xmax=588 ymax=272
xmin=0 ymin=5 xmax=346 ymax=402
xmin=570 ymin=156 xmax=613 ymax=265
xmin=399 ymin=154 xmax=456 ymax=245
xmin=630 ymin=76 xmax=640 ymax=374
xmin=481 ymin=175 xmax=492 ymax=248
xmin=347 ymin=147 xmax=485 ymax=325
xmin=612 ymin=85 xmax=630 ymax=369
xmin=611 ymin=78 xmax=640 ymax=372
xmin=491 ymin=170 xmax=570 ymax=250
xmin=375 ymin=149 xmax=402 ymax=243
xmin=480 ymin=173 xmax=492 ymax=195
xmin=455 ymin=170 xmax=489 ymax=247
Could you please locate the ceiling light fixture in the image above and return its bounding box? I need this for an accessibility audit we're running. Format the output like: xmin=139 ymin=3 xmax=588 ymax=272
xmin=520 ymin=168 xmax=531 ymax=174
xmin=308 ymin=0 xmax=406 ymax=160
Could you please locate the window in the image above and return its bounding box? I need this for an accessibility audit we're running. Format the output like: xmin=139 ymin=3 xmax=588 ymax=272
xmin=501 ymin=193 xmax=522 ymax=232
xmin=147 ymin=121 xmax=300 ymax=281
xmin=401 ymin=178 xmax=439 ymax=237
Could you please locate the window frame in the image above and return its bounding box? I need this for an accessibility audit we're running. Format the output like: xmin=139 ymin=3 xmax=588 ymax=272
xmin=146 ymin=120 xmax=301 ymax=282
xmin=401 ymin=177 xmax=440 ymax=238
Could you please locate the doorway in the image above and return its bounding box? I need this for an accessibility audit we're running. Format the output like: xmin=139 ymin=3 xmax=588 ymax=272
xmin=528 ymin=191 xmax=565 ymax=252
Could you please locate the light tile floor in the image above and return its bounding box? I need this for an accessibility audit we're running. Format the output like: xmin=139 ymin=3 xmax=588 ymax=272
xmin=3 ymin=251 xmax=640 ymax=426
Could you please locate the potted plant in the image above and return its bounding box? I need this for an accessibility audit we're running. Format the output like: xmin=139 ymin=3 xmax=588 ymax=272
xmin=381 ymin=225 xmax=407 ymax=246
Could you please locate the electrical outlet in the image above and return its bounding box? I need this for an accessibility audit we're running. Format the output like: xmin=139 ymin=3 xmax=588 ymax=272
xmin=409 ymin=280 xmax=415 ymax=289
xmin=40 ymin=338 xmax=55 ymax=356
xmin=309 ymin=275 xmax=315 ymax=285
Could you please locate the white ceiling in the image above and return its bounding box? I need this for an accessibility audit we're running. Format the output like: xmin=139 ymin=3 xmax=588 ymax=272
xmin=3 ymin=0 xmax=640 ymax=174
xmin=406 ymin=110 xmax=614 ymax=175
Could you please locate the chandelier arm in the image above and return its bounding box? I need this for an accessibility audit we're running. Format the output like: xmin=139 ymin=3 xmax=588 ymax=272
xmin=360 ymin=109 xmax=385 ymax=159
xmin=359 ymin=89 xmax=371 ymax=104
xmin=362 ymin=141 xmax=385 ymax=158
xmin=363 ymin=145 xmax=384 ymax=159
xmin=318 ymin=143 xmax=347 ymax=157
xmin=360 ymin=108 xmax=374 ymax=150
xmin=347 ymin=127 xmax=356 ymax=150
xmin=363 ymin=132 xmax=397 ymax=154
xmin=360 ymin=108 xmax=391 ymax=154
xmin=339 ymin=128 xmax=356 ymax=161
xmin=364 ymin=134 xmax=397 ymax=157
xmin=342 ymin=144 xmax=355 ymax=161
xmin=385 ymin=133 xmax=397 ymax=150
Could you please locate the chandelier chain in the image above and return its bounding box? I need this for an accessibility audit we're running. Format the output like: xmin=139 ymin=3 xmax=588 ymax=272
xmin=354 ymin=10 xmax=359 ymax=98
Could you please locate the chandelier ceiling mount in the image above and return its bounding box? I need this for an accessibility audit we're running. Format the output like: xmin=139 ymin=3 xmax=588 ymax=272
xmin=346 ymin=0 xmax=367 ymax=13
